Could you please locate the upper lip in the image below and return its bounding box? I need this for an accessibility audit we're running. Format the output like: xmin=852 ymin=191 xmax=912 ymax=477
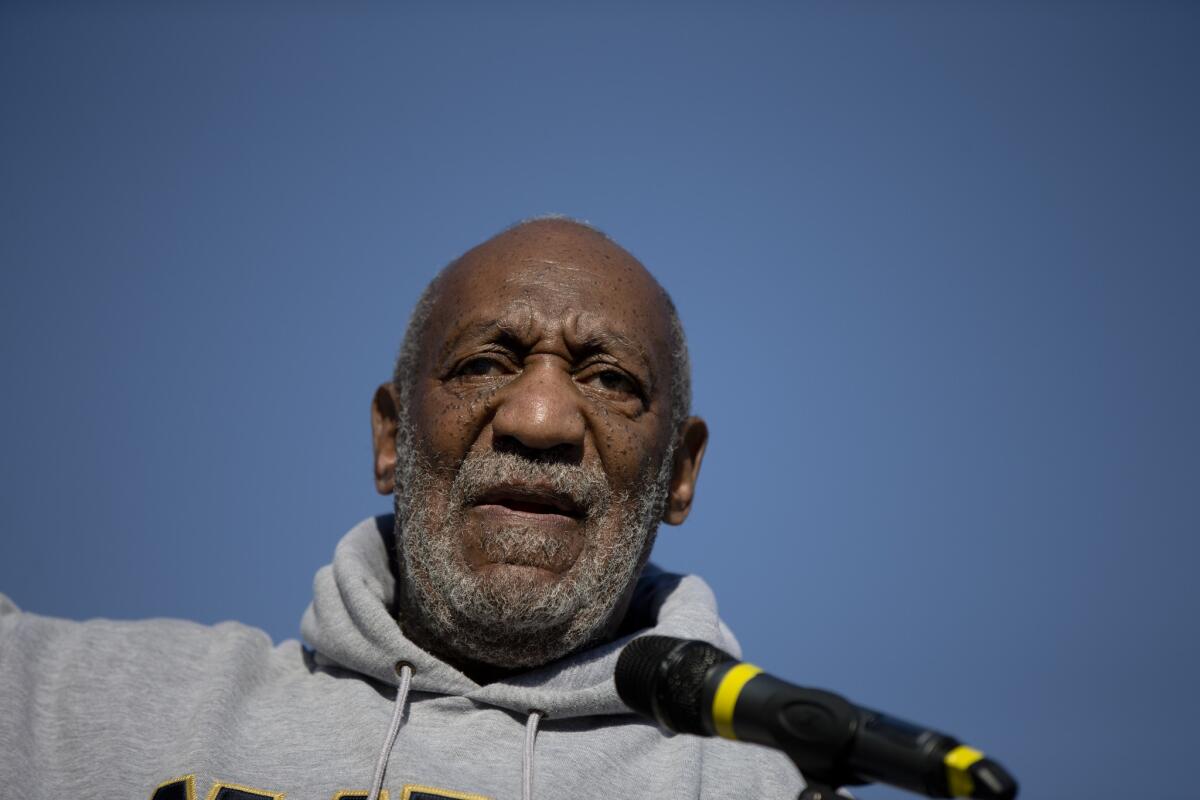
xmin=474 ymin=483 xmax=584 ymax=518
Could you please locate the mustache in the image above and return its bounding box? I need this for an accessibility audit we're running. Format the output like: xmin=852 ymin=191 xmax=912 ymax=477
xmin=450 ymin=450 xmax=612 ymax=516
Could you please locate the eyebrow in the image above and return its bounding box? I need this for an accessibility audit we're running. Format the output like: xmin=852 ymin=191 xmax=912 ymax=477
xmin=567 ymin=326 xmax=651 ymax=368
xmin=437 ymin=317 xmax=534 ymax=364
xmin=439 ymin=316 xmax=655 ymax=380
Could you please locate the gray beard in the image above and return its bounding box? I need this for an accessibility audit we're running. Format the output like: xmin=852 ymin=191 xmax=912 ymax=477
xmin=392 ymin=426 xmax=675 ymax=669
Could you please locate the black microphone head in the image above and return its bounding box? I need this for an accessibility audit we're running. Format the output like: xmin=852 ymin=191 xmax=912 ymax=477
xmin=615 ymin=635 xmax=736 ymax=736
xmin=615 ymin=635 xmax=678 ymax=719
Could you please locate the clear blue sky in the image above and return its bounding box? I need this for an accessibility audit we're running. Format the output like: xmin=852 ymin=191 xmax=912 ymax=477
xmin=2 ymin=2 xmax=1197 ymax=798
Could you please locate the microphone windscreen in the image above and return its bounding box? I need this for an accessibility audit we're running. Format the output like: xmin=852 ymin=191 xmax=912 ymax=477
xmin=615 ymin=635 xmax=679 ymax=718
xmin=615 ymin=635 xmax=735 ymax=735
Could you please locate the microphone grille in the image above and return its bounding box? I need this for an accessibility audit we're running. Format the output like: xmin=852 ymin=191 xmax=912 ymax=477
xmin=616 ymin=635 xmax=735 ymax=736
xmin=615 ymin=635 xmax=679 ymax=719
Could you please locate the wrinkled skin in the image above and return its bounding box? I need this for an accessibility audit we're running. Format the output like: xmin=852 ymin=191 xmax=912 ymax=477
xmin=371 ymin=219 xmax=708 ymax=681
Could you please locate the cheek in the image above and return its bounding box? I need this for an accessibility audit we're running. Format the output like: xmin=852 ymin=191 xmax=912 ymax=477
xmin=414 ymin=382 xmax=498 ymax=469
xmin=588 ymin=409 xmax=666 ymax=488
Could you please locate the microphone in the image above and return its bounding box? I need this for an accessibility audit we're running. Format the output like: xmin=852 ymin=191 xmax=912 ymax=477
xmin=615 ymin=635 xmax=1017 ymax=800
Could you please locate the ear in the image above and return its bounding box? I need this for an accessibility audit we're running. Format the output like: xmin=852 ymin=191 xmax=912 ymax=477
xmin=371 ymin=383 xmax=402 ymax=495
xmin=663 ymin=416 xmax=708 ymax=525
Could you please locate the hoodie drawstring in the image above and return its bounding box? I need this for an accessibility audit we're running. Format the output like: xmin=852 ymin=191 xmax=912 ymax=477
xmin=365 ymin=665 xmax=541 ymax=800
xmin=368 ymin=662 xmax=414 ymax=800
xmin=522 ymin=709 xmax=543 ymax=800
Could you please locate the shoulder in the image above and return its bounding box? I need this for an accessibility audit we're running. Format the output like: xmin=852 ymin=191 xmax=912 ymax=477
xmin=0 ymin=595 xmax=298 ymax=691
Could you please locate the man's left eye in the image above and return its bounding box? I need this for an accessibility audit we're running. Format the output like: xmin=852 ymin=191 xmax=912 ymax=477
xmin=583 ymin=369 xmax=638 ymax=395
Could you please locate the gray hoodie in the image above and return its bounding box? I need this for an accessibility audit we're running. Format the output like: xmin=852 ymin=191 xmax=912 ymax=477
xmin=0 ymin=515 xmax=801 ymax=800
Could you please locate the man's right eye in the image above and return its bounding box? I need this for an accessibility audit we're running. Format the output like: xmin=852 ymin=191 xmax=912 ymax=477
xmin=456 ymin=356 xmax=507 ymax=377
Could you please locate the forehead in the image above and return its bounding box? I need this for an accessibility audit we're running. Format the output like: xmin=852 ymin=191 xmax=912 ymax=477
xmin=423 ymin=222 xmax=673 ymax=365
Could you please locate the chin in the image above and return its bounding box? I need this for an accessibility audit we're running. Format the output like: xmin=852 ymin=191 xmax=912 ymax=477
xmin=473 ymin=561 xmax=567 ymax=590
xmin=435 ymin=567 xmax=615 ymax=667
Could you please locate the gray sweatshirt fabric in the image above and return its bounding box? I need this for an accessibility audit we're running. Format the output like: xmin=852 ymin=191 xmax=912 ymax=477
xmin=0 ymin=515 xmax=801 ymax=800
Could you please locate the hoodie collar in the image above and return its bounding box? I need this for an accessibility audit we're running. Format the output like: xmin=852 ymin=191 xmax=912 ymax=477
xmin=301 ymin=515 xmax=741 ymax=720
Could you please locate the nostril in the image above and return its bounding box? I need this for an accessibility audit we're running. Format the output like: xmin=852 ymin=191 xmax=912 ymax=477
xmin=493 ymin=436 xmax=583 ymax=466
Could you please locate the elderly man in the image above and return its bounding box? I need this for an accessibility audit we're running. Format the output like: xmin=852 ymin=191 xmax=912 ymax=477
xmin=0 ymin=219 xmax=799 ymax=800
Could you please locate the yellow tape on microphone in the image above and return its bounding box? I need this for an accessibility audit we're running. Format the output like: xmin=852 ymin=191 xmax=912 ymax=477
xmin=944 ymin=744 xmax=984 ymax=797
xmin=710 ymin=663 xmax=763 ymax=740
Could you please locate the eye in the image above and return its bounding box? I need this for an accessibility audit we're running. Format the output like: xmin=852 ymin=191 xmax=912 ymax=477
xmin=582 ymin=368 xmax=639 ymax=396
xmin=455 ymin=356 xmax=508 ymax=378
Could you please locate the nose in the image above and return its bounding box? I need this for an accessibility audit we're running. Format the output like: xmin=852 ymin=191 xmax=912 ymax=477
xmin=490 ymin=357 xmax=586 ymax=458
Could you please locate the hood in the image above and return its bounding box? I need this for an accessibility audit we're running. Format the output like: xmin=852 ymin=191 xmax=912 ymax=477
xmin=300 ymin=515 xmax=742 ymax=720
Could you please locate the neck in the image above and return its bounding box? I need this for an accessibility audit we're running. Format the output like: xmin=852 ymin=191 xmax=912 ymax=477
xmin=394 ymin=575 xmax=643 ymax=686
xmin=394 ymin=605 xmax=522 ymax=685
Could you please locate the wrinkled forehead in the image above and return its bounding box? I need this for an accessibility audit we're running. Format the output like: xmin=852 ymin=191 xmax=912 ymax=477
xmin=420 ymin=224 xmax=674 ymax=371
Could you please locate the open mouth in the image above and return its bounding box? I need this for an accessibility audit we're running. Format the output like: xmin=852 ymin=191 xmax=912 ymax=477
xmin=473 ymin=484 xmax=585 ymax=519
